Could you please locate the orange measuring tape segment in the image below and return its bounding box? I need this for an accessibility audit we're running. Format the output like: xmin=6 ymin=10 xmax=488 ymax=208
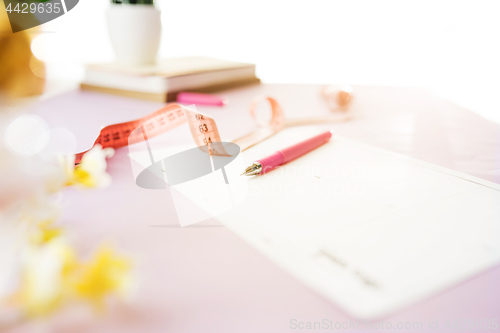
xmin=75 ymin=103 xmax=187 ymax=164
xmin=231 ymin=97 xmax=285 ymax=151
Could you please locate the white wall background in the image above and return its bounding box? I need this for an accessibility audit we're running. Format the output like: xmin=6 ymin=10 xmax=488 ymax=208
xmin=33 ymin=0 xmax=500 ymax=122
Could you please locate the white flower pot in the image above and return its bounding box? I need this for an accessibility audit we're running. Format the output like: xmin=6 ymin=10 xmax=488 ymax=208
xmin=106 ymin=5 xmax=162 ymax=66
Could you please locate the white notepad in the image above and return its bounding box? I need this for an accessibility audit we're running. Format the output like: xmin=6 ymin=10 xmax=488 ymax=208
xmin=210 ymin=127 xmax=500 ymax=318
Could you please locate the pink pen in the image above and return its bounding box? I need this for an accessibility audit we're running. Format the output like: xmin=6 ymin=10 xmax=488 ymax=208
xmin=240 ymin=130 xmax=333 ymax=176
xmin=176 ymin=92 xmax=228 ymax=106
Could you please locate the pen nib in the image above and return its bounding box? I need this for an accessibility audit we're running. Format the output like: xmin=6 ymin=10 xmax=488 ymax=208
xmin=240 ymin=162 xmax=262 ymax=176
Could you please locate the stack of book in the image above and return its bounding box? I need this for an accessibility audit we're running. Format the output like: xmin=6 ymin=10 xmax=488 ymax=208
xmin=80 ymin=57 xmax=260 ymax=102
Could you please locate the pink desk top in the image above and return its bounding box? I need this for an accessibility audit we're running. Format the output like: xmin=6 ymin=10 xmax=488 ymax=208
xmin=24 ymin=84 xmax=500 ymax=332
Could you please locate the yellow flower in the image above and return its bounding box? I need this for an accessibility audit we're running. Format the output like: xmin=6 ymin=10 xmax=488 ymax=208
xmin=29 ymin=220 xmax=63 ymax=246
xmin=62 ymin=145 xmax=114 ymax=189
xmin=15 ymin=240 xmax=77 ymax=317
xmin=12 ymin=240 xmax=132 ymax=318
xmin=72 ymin=245 xmax=132 ymax=311
xmin=72 ymin=168 xmax=94 ymax=187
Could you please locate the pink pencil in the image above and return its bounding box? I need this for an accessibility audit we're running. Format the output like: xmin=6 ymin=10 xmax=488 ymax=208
xmin=176 ymin=92 xmax=228 ymax=106
xmin=241 ymin=130 xmax=333 ymax=176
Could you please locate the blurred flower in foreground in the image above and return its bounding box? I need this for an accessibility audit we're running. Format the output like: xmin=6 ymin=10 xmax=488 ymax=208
xmin=29 ymin=220 xmax=63 ymax=246
xmin=15 ymin=237 xmax=74 ymax=317
xmin=1 ymin=125 xmax=124 ymax=323
xmin=73 ymin=245 xmax=132 ymax=311
xmin=15 ymin=228 xmax=132 ymax=318
xmin=62 ymin=145 xmax=115 ymax=189
xmin=1 ymin=146 xmax=127 ymax=320
xmin=1 ymin=8 xmax=131 ymax=326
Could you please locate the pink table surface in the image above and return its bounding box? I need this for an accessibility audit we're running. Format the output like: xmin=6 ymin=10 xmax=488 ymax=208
xmin=22 ymin=84 xmax=500 ymax=332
